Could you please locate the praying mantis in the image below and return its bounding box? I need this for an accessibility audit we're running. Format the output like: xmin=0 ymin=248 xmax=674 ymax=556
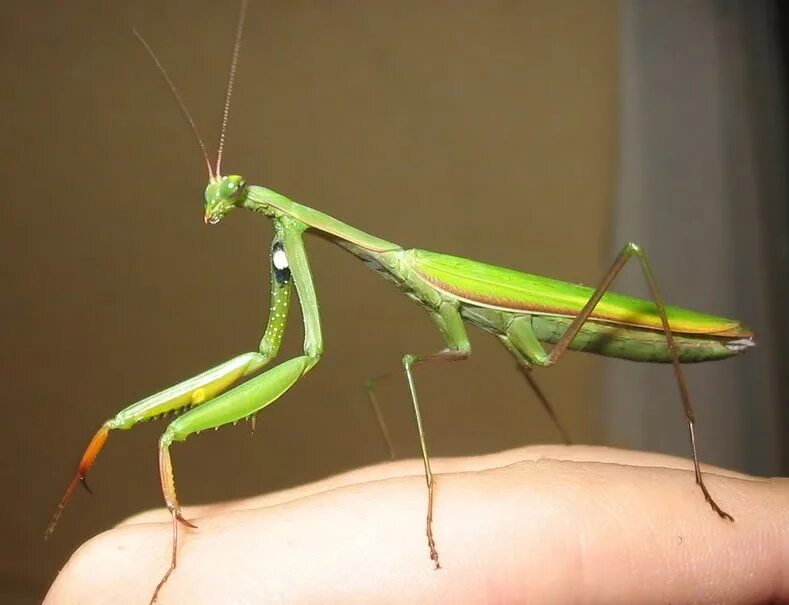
xmin=45 ymin=2 xmax=755 ymax=603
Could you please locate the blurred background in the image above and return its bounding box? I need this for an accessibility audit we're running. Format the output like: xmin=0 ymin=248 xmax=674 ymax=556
xmin=1 ymin=1 xmax=785 ymax=602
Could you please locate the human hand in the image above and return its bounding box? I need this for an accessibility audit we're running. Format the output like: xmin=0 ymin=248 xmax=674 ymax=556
xmin=44 ymin=445 xmax=789 ymax=604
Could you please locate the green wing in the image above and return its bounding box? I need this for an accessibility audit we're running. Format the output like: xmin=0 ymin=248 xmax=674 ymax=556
xmin=409 ymin=249 xmax=750 ymax=337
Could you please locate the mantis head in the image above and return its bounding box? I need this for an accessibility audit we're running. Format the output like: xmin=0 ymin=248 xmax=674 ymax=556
xmin=203 ymin=175 xmax=248 ymax=224
xmin=136 ymin=0 xmax=250 ymax=227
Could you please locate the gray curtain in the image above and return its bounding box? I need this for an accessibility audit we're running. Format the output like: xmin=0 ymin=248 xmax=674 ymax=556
xmin=605 ymin=0 xmax=785 ymax=475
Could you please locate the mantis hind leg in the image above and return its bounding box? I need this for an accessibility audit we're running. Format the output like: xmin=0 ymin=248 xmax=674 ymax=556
xmin=511 ymin=242 xmax=733 ymax=522
xmin=497 ymin=330 xmax=572 ymax=445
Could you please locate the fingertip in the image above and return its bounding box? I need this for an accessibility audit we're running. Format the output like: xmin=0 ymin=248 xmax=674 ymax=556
xmin=46 ymin=525 xmax=165 ymax=605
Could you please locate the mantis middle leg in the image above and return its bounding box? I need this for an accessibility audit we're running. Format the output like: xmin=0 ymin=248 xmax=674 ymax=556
xmin=368 ymin=327 xmax=572 ymax=461
xmin=384 ymin=301 xmax=572 ymax=568
xmin=400 ymin=301 xmax=471 ymax=569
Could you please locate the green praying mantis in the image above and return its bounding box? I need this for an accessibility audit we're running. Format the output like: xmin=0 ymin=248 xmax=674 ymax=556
xmin=46 ymin=2 xmax=755 ymax=603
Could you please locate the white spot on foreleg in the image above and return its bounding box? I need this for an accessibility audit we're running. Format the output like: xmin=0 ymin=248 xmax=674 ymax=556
xmin=273 ymin=249 xmax=289 ymax=270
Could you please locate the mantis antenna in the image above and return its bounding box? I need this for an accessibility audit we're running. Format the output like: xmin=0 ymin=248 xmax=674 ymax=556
xmin=132 ymin=28 xmax=214 ymax=180
xmin=215 ymin=0 xmax=248 ymax=178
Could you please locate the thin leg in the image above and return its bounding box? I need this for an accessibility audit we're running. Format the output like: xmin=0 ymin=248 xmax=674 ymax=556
xmin=401 ymin=302 xmax=471 ymax=569
xmin=364 ymin=371 xmax=399 ymax=459
xmin=519 ymin=368 xmax=571 ymax=445
xmin=520 ymin=242 xmax=731 ymax=521
xmin=403 ymin=348 xmax=468 ymax=569
xmin=498 ymin=334 xmax=572 ymax=445
xmin=520 ymin=369 xmax=571 ymax=445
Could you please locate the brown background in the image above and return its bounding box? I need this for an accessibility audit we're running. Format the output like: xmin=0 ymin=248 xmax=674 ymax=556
xmin=1 ymin=1 xmax=618 ymax=602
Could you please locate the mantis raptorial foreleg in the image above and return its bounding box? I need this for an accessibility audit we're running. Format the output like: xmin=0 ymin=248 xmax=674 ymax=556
xmin=45 ymin=231 xmax=297 ymax=541
xmin=506 ymin=241 xmax=733 ymax=521
xmin=153 ymin=355 xmax=313 ymax=602
xmin=150 ymin=218 xmax=322 ymax=603
xmin=45 ymin=353 xmax=265 ymax=540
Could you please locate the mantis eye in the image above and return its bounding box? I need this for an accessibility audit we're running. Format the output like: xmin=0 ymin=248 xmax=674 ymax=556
xmin=219 ymin=176 xmax=246 ymax=201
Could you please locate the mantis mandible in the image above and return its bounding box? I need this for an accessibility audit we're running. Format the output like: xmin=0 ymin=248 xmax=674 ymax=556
xmin=46 ymin=2 xmax=755 ymax=603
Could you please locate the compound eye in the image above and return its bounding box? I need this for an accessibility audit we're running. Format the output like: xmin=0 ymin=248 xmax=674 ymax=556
xmin=220 ymin=177 xmax=245 ymax=200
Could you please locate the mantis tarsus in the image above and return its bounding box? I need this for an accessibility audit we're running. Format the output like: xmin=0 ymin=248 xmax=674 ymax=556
xmin=46 ymin=2 xmax=755 ymax=603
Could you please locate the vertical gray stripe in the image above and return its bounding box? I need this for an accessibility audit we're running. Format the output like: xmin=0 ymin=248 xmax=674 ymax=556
xmin=605 ymin=0 xmax=782 ymax=474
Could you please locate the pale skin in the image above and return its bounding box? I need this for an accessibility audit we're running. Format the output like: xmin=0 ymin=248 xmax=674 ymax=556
xmin=45 ymin=445 xmax=789 ymax=605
